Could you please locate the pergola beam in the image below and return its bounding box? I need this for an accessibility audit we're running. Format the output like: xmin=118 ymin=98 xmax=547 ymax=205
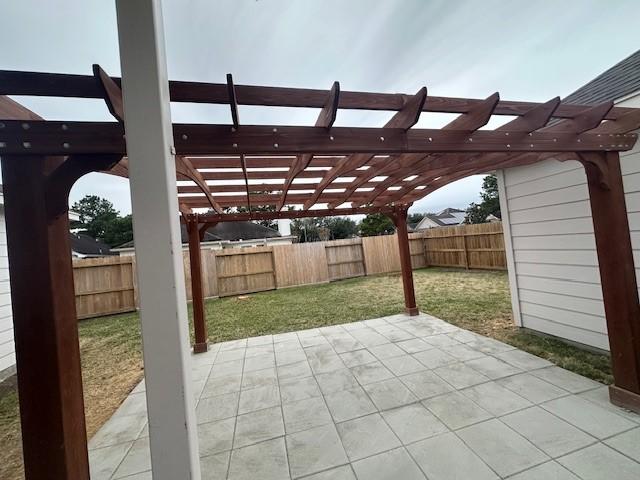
xmin=302 ymin=87 xmax=429 ymax=209
xmin=1 ymin=68 xmax=636 ymax=120
xmin=276 ymin=81 xmax=340 ymax=211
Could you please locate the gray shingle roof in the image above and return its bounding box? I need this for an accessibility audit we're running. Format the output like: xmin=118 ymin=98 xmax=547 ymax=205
xmin=563 ymin=49 xmax=640 ymax=105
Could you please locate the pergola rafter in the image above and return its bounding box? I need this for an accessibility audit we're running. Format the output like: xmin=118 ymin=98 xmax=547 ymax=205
xmin=2 ymin=64 xmax=640 ymax=480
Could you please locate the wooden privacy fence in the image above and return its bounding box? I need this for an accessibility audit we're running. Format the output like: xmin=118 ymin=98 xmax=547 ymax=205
xmin=72 ymin=222 xmax=505 ymax=318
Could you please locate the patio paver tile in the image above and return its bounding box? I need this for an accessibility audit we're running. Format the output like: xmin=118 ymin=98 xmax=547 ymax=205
xmin=412 ymin=348 xmax=457 ymax=369
xmin=339 ymin=349 xmax=377 ymax=368
xmin=380 ymin=354 xmax=426 ymax=376
xmin=457 ymin=418 xmax=549 ymax=477
xmin=315 ymin=369 xmax=360 ymax=395
xmin=604 ymin=427 xmax=640 ymax=462
xmin=352 ymin=447 xmax=426 ymax=480
xmin=557 ymin=443 xmax=640 ymax=480
xmin=422 ymin=334 xmax=460 ymax=348
xmin=507 ymin=461 xmax=580 ymax=480
xmin=494 ymin=349 xmax=553 ymax=371
xmin=244 ymin=352 xmax=275 ymax=372
xmin=363 ymin=378 xmax=418 ymax=411
xmin=422 ymin=391 xmax=492 ymax=430
xmin=112 ymin=437 xmax=151 ymax=479
xmin=286 ymin=423 xmax=348 ymax=478
xmin=324 ymin=386 xmax=377 ymax=422
xmin=279 ymin=375 xmax=321 ymax=403
xmin=336 ymin=413 xmax=401 ymax=461
xmin=241 ymin=366 xmax=277 ymax=390
xmin=462 ymin=381 xmax=532 ymax=416
xmin=89 ymin=411 xmax=147 ymax=449
xmin=198 ymin=417 xmax=235 ymax=456
xmin=399 ymin=370 xmax=454 ymax=399
xmin=200 ymin=451 xmax=231 ymax=480
xmin=464 ymin=356 xmax=523 ymax=379
xmin=496 ymin=372 xmax=568 ymax=404
xmin=233 ymin=406 xmax=285 ymax=449
xmin=302 ymin=465 xmax=355 ymax=479
xmin=501 ymin=406 xmax=596 ymax=457
xmin=531 ymin=366 xmax=601 ymax=394
xmin=381 ymin=403 xmax=448 ymax=444
xmin=228 ymin=437 xmax=289 ymax=480
xmin=275 ymin=348 xmax=307 ymax=366
xmin=407 ymin=431 xmax=498 ymax=480
xmin=238 ymin=385 xmax=280 ymax=414
xmin=432 ymin=362 xmax=489 ymax=389
xmin=282 ymin=396 xmax=333 ymax=434
xmin=201 ymin=374 xmax=242 ymax=397
xmin=277 ymin=360 xmax=312 ymax=380
xmin=368 ymin=343 xmax=405 ymax=360
xmin=541 ymin=394 xmax=637 ymax=439
xmin=89 ymin=442 xmax=132 ymax=480
xmin=349 ymin=361 xmax=394 ymax=385
xmin=441 ymin=343 xmax=487 ymax=361
xmin=395 ymin=338 xmax=432 ymax=354
xmin=196 ymin=392 xmax=239 ymax=423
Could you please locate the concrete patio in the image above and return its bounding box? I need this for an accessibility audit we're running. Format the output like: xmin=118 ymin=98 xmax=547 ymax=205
xmin=88 ymin=313 xmax=640 ymax=480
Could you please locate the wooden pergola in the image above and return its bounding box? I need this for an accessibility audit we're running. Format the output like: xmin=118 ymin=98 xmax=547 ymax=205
xmin=2 ymin=6 xmax=640 ymax=477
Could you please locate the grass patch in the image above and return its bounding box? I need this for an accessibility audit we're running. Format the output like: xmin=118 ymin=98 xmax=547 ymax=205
xmin=0 ymin=267 xmax=612 ymax=479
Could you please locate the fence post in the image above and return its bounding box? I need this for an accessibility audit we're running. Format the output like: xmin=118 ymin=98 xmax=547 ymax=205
xmin=462 ymin=233 xmax=470 ymax=269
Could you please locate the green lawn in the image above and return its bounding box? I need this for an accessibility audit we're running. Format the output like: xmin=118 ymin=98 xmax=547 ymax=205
xmin=0 ymin=268 xmax=612 ymax=479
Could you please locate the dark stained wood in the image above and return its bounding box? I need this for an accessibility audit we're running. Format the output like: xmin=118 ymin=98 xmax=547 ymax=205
xmin=227 ymin=74 xmax=240 ymax=129
xmin=0 ymin=120 xmax=636 ymax=156
xmin=443 ymin=92 xmax=499 ymax=130
xmin=0 ymin=95 xmax=43 ymax=120
xmin=543 ymin=101 xmax=613 ymax=134
xmin=0 ymin=69 xmax=635 ymax=120
xmin=194 ymin=205 xmax=398 ymax=224
xmin=239 ymin=154 xmax=251 ymax=212
xmin=301 ymin=86 xmax=427 ymax=209
xmin=186 ymin=215 xmax=208 ymax=354
xmin=276 ymin=81 xmax=340 ymax=211
xmin=581 ymin=151 xmax=640 ymax=413
xmin=175 ymin=155 xmax=222 ymax=213
xmin=391 ymin=207 xmax=418 ymax=315
xmin=2 ymin=155 xmax=89 ymax=480
xmin=591 ymin=107 xmax=640 ymax=134
xmin=93 ymin=64 xmax=125 ymax=122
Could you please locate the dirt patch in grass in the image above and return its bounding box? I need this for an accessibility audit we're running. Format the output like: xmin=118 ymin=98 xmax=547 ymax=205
xmin=0 ymin=267 xmax=612 ymax=479
xmin=0 ymin=311 xmax=143 ymax=480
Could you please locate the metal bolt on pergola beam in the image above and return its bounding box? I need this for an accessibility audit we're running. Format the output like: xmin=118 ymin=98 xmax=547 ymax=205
xmin=1 ymin=50 xmax=640 ymax=480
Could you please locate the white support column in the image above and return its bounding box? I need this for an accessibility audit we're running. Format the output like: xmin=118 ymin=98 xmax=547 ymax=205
xmin=496 ymin=169 xmax=523 ymax=327
xmin=115 ymin=1 xmax=201 ymax=479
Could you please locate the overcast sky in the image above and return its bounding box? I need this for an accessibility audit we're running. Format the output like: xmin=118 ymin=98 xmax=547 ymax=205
xmin=1 ymin=0 xmax=638 ymax=215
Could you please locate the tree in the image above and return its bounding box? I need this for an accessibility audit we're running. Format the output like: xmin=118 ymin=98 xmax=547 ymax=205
xmin=71 ymin=195 xmax=134 ymax=247
xmin=465 ymin=174 xmax=501 ymax=224
xmin=291 ymin=216 xmax=358 ymax=242
xmin=359 ymin=213 xmax=395 ymax=237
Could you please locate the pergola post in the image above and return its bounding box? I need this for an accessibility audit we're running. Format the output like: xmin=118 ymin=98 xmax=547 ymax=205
xmin=392 ymin=207 xmax=419 ymax=316
xmin=116 ymin=0 xmax=201 ymax=478
xmin=1 ymin=155 xmax=89 ymax=480
xmin=582 ymin=151 xmax=640 ymax=413
xmin=186 ymin=214 xmax=208 ymax=353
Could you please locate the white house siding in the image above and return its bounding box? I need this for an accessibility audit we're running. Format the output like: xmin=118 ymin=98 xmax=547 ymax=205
xmin=0 ymin=208 xmax=15 ymax=378
xmin=498 ymin=92 xmax=640 ymax=350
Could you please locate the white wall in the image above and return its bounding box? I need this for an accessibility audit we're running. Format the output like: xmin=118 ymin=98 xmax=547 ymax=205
xmin=0 ymin=206 xmax=15 ymax=378
xmin=498 ymin=92 xmax=640 ymax=350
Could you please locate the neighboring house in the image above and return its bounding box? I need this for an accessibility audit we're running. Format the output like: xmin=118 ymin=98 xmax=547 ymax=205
xmin=114 ymin=221 xmax=296 ymax=255
xmin=498 ymin=49 xmax=640 ymax=351
xmin=70 ymin=233 xmax=116 ymax=258
xmin=414 ymin=207 xmax=467 ymax=229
